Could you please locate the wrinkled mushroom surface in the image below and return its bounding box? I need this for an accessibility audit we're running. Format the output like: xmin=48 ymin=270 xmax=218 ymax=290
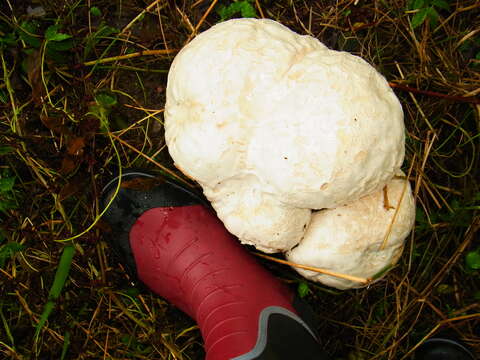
xmin=165 ymin=18 xmax=407 ymax=254
xmin=287 ymin=176 xmax=415 ymax=289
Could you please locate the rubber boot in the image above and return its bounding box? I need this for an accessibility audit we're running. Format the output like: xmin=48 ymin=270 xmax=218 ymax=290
xmin=414 ymin=338 xmax=476 ymax=360
xmin=101 ymin=170 xmax=329 ymax=360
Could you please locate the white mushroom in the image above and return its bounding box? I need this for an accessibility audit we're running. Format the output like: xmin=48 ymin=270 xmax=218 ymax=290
xmin=286 ymin=176 xmax=415 ymax=289
xmin=203 ymin=175 xmax=311 ymax=253
xmin=165 ymin=18 xmax=409 ymax=256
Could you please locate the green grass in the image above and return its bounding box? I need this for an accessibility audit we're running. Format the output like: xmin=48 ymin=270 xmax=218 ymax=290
xmin=0 ymin=0 xmax=479 ymax=359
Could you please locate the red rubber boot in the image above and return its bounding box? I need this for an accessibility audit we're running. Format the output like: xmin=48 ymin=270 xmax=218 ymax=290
xmin=101 ymin=171 xmax=329 ymax=360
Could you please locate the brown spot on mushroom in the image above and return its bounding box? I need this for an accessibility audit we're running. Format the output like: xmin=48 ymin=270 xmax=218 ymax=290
xmin=382 ymin=185 xmax=394 ymax=210
xmin=354 ymin=151 xmax=367 ymax=162
xmin=321 ymin=183 xmax=329 ymax=190
xmin=288 ymin=71 xmax=303 ymax=80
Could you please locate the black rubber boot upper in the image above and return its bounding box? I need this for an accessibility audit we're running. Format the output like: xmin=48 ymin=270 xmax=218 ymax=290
xmin=100 ymin=171 xmax=206 ymax=276
xmin=414 ymin=338 xmax=476 ymax=360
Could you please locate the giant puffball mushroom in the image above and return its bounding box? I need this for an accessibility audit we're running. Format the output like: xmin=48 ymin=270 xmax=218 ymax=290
xmin=286 ymin=176 xmax=415 ymax=290
xmin=202 ymin=176 xmax=311 ymax=253
xmin=165 ymin=18 xmax=406 ymax=254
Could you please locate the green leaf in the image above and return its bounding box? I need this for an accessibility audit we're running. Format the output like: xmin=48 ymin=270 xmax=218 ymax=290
xmin=412 ymin=0 xmax=425 ymax=10
xmin=0 ymin=32 xmax=17 ymax=47
xmin=0 ymin=200 xmax=17 ymax=214
xmin=123 ymin=287 xmax=141 ymax=297
xmin=60 ymin=330 xmax=71 ymax=360
xmin=217 ymin=0 xmax=257 ymax=21
xmin=90 ymin=6 xmax=102 ymax=17
xmin=432 ymin=0 xmax=450 ymax=10
xmin=18 ymin=21 xmax=41 ymax=48
xmin=473 ymin=51 xmax=480 ymax=68
xmin=0 ymin=177 xmax=15 ymax=192
xmin=45 ymin=25 xmax=72 ymax=42
xmin=34 ymin=245 xmax=75 ymax=341
xmin=436 ymin=284 xmax=454 ymax=294
xmin=125 ymin=46 xmax=136 ymax=54
xmin=216 ymin=4 xmax=228 ymax=20
xmin=47 ymin=38 xmax=74 ymax=52
xmin=465 ymin=250 xmax=480 ymax=270
xmin=0 ymin=146 xmax=13 ymax=154
xmin=45 ymin=36 xmax=75 ymax=63
xmin=415 ymin=207 xmax=427 ymax=223
xmin=240 ymin=2 xmax=257 ymax=18
xmin=45 ymin=48 xmax=70 ymax=63
xmin=411 ymin=8 xmax=429 ymax=28
xmin=297 ymin=282 xmax=311 ymax=298
xmin=0 ymin=90 xmax=8 ymax=104
xmin=0 ymin=242 xmax=24 ymax=268
xmin=83 ymin=23 xmax=119 ymax=59
xmin=426 ymin=6 xmax=439 ymax=27
xmin=95 ymin=92 xmax=117 ymax=108
xmin=374 ymin=301 xmax=386 ymax=320
xmin=93 ymin=24 xmax=118 ymax=39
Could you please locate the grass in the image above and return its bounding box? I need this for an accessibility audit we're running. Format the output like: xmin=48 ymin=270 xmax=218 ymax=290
xmin=0 ymin=0 xmax=479 ymax=359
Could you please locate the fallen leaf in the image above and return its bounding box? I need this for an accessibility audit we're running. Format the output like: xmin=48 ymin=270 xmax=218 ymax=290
xmin=58 ymin=174 xmax=88 ymax=201
xmin=95 ymin=219 xmax=112 ymax=233
xmin=67 ymin=137 xmax=85 ymax=156
xmin=24 ymin=50 xmax=44 ymax=105
xmin=40 ymin=110 xmax=70 ymax=135
xmin=79 ymin=115 xmax=99 ymax=139
xmin=60 ymin=156 xmax=76 ymax=174
xmin=120 ymin=177 xmax=163 ymax=191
